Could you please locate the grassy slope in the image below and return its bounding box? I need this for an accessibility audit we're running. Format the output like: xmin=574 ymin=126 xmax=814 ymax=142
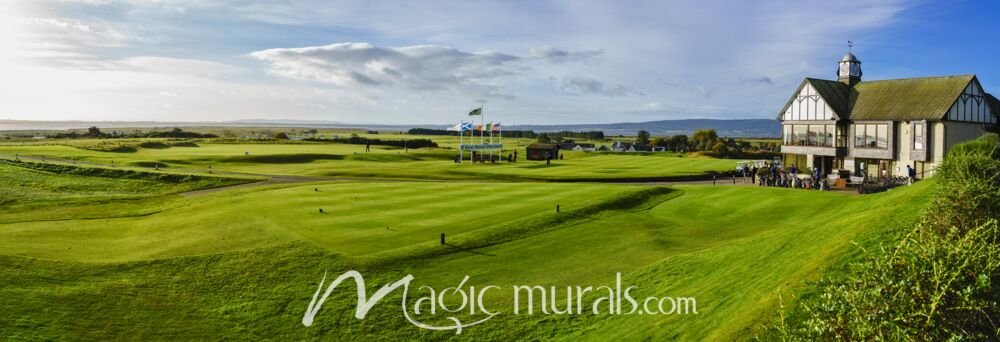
xmin=0 ymin=162 xmax=248 ymax=206
xmin=0 ymin=178 xmax=934 ymax=340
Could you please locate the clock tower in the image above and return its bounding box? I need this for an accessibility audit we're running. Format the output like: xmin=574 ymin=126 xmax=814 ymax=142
xmin=837 ymin=51 xmax=862 ymax=87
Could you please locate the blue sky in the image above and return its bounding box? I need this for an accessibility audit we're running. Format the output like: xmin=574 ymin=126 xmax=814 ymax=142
xmin=0 ymin=0 xmax=997 ymax=125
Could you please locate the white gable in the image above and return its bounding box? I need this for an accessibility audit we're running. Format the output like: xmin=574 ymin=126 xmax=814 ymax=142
xmin=782 ymin=83 xmax=836 ymax=121
xmin=947 ymin=80 xmax=997 ymax=124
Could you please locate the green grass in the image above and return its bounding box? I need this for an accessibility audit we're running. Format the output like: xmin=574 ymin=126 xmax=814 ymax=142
xmin=0 ymin=141 xmax=739 ymax=181
xmin=0 ymin=135 xmax=936 ymax=339
xmin=0 ymin=176 xmax=934 ymax=340
xmin=0 ymin=161 xmax=250 ymax=207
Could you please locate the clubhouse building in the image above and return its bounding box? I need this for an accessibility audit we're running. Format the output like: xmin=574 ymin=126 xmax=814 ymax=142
xmin=777 ymin=51 xmax=998 ymax=179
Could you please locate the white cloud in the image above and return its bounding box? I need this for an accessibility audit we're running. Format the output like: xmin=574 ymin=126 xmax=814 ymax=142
xmin=550 ymin=75 xmax=644 ymax=97
xmin=250 ymin=42 xmax=601 ymax=99
xmin=527 ymin=47 xmax=603 ymax=63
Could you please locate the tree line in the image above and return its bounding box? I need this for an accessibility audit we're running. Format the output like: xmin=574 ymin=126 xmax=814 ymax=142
xmin=51 ymin=127 xmax=218 ymax=139
xmin=407 ymin=128 xmax=605 ymax=140
xmin=305 ymin=134 xmax=437 ymax=149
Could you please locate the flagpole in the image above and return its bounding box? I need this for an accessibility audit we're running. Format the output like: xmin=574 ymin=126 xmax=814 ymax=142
xmin=458 ymin=121 xmax=463 ymax=164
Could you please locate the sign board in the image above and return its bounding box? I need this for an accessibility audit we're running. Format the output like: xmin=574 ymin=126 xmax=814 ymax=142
xmin=459 ymin=144 xmax=503 ymax=151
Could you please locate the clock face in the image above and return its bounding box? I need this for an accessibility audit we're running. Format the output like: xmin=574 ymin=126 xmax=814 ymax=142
xmin=850 ymin=63 xmax=860 ymax=76
xmin=839 ymin=63 xmax=849 ymax=76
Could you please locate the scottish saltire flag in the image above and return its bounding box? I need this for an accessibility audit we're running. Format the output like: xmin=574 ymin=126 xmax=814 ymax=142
xmin=491 ymin=121 xmax=501 ymax=132
xmin=460 ymin=122 xmax=473 ymax=131
xmin=446 ymin=122 xmax=462 ymax=131
xmin=468 ymin=107 xmax=482 ymax=116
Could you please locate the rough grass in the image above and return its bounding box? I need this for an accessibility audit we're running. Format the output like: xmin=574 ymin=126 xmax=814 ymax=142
xmin=0 ymin=159 xmax=254 ymax=211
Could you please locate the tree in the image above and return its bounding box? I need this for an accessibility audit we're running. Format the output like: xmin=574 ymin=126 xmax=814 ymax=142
xmin=536 ymin=134 xmax=552 ymax=143
xmin=636 ymin=130 xmax=651 ymax=145
xmin=652 ymin=137 xmax=668 ymax=147
xmin=712 ymin=141 xmax=727 ymax=153
xmin=274 ymin=132 xmax=290 ymax=140
xmin=691 ymin=129 xmax=718 ymax=143
xmin=87 ymin=126 xmax=102 ymax=136
xmin=669 ymin=135 xmax=689 ymax=151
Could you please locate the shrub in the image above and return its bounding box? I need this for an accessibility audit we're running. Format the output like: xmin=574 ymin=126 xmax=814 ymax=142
xmin=926 ymin=133 xmax=1000 ymax=232
xmin=138 ymin=141 xmax=171 ymax=149
xmin=767 ymin=133 xmax=1000 ymax=340
xmin=778 ymin=220 xmax=1000 ymax=340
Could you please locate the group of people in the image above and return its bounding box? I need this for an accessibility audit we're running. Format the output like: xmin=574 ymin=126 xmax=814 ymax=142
xmin=740 ymin=162 xmax=829 ymax=190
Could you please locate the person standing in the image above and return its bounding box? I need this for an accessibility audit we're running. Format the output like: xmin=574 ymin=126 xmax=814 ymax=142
xmin=365 ymin=140 xmax=371 ymax=152
xmin=907 ymin=164 xmax=915 ymax=184
xmin=813 ymin=167 xmax=822 ymax=190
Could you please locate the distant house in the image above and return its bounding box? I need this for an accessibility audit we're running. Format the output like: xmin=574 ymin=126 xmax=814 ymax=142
xmin=596 ymin=145 xmax=610 ymax=152
xmin=286 ymin=133 xmax=316 ymax=141
xmin=610 ymin=141 xmax=632 ymax=152
xmin=558 ymin=142 xmax=578 ymax=150
xmin=572 ymin=143 xmax=596 ymax=151
xmin=651 ymin=146 xmax=667 ymax=152
xmin=526 ymin=143 xmax=560 ymax=160
xmin=631 ymin=144 xmax=651 ymax=152
xmin=242 ymin=132 xmax=272 ymax=140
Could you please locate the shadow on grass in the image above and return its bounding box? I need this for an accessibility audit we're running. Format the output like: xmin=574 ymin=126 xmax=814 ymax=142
xmin=519 ymin=163 xmax=566 ymax=169
xmin=443 ymin=242 xmax=496 ymax=257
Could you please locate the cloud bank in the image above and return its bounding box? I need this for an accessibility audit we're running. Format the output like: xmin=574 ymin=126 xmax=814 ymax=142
xmin=250 ymin=42 xmax=609 ymax=99
xmin=0 ymin=0 xmax=917 ymax=124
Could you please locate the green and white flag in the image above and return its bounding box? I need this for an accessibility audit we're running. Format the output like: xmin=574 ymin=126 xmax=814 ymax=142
xmin=468 ymin=107 xmax=482 ymax=116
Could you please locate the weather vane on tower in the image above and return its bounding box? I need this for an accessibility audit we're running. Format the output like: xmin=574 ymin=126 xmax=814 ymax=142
xmin=848 ymin=40 xmax=854 ymax=53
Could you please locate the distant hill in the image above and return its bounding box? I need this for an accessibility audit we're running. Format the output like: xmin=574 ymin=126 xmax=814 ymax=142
xmin=505 ymin=119 xmax=780 ymax=138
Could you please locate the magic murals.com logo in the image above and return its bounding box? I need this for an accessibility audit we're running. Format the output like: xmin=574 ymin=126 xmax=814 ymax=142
xmin=302 ymin=270 xmax=698 ymax=334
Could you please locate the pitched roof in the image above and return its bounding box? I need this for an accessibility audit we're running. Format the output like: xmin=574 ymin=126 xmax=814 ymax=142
xmin=776 ymin=78 xmax=849 ymax=119
xmin=526 ymin=143 xmax=559 ymax=150
xmin=806 ymin=78 xmax=850 ymax=116
xmin=782 ymin=75 xmax=979 ymax=122
xmin=987 ymin=93 xmax=1000 ymax=117
xmin=847 ymin=75 xmax=975 ymax=121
